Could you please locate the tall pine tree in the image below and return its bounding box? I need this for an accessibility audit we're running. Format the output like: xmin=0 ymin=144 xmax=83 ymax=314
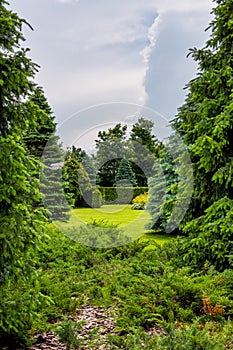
xmin=114 ymin=157 xmax=137 ymax=187
xmin=172 ymin=0 xmax=233 ymax=270
xmin=0 ymin=1 xmax=48 ymax=344
xmin=23 ymin=86 xmax=56 ymax=158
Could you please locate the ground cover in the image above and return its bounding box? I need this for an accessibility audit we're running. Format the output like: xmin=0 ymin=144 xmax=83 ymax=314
xmin=55 ymin=205 xmax=173 ymax=245
xmin=28 ymin=228 xmax=233 ymax=350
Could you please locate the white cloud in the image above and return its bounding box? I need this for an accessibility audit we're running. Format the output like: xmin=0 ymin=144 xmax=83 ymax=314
xmin=154 ymin=0 xmax=213 ymax=14
xmin=9 ymin=0 xmax=214 ymax=125
xmin=55 ymin=0 xmax=80 ymax=3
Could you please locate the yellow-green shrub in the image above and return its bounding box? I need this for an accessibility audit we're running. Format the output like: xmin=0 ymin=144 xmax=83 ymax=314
xmin=131 ymin=193 xmax=149 ymax=210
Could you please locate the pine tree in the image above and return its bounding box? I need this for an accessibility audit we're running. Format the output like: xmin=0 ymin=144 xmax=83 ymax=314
xmin=114 ymin=158 xmax=137 ymax=187
xmin=146 ymin=145 xmax=178 ymax=232
xmin=82 ymin=154 xmax=97 ymax=187
xmin=172 ymin=0 xmax=233 ymax=270
xmin=23 ymin=86 xmax=56 ymax=158
xmin=95 ymin=124 xmax=128 ymax=186
xmin=63 ymin=157 xmax=92 ymax=208
xmin=40 ymin=135 xmax=70 ymax=221
xmin=0 ymin=0 xmax=47 ymax=343
xmin=129 ymin=117 xmax=162 ymax=186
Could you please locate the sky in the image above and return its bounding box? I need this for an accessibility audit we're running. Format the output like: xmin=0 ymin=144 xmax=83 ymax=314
xmin=10 ymin=0 xmax=214 ymax=149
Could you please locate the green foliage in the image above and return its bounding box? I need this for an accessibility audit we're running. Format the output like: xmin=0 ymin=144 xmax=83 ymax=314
xmin=131 ymin=193 xmax=149 ymax=210
xmin=55 ymin=317 xmax=84 ymax=350
xmin=99 ymin=187 xmax=148 ymax=204
xmin=67 ymin=219 xmax=130 ymax=248
xmin=171 ymin=0 xmax=233 ymax=269
xmin=91 ymin=188 xmax=102 ymax=208
xmin=129 ymin=117 xmax=163 ymax=186
xmin=105 ymin=320 xmax=233 ymax=349
xmin=95 ymin=123 xmax=128 ymax=186
xmin=114 ymin=157 xmax=137 ymax=187
xmin=35 ymin=228 xmax=233 ymax=348
xmin=0 ymin=1 xmax=48 ymax=345
xmin=40 ymin=135 xmax=70 ymax=221
xmin=182 ymin=197 xmax=233 ymax=271
xmin=63 ymin=158 xmax=92 ymax=208
xmin=23 ymin=86 xmax=56 ymax=158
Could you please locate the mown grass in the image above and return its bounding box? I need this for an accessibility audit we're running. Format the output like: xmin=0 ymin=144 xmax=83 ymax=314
xmin=55 ymin=204 xmax=173 ymax=244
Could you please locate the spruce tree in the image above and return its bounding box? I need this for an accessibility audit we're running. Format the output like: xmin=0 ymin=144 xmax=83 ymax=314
xmin=0 ymin=0 xmax=47 ymax=343
xmin=95 ymin=124 xmax=128 ymax=186
xmin=129 ymin=117 xmax=162 ymax=186
xmin=63 ymin=157 xmax=92 ymax=208
xmin=172 ymin=0 xmax=233 ymax=270
xmin=114 ymin=158 xmax=137 ymax=187
xmin=40 ymin=135 xmax=71 ymax=221
xmin=146 ymin=145 xmax=178 ymax=232
xmin=23 ymin=86 xmax=56 ymax=158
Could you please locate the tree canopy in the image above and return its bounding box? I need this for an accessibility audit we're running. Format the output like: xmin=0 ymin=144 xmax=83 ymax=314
xmin=170 ymin=0 xmax=233 ymax=270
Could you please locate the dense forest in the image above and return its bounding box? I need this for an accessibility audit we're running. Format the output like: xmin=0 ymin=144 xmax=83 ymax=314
xmin=0 ymin=0 xmax=233 ymax=349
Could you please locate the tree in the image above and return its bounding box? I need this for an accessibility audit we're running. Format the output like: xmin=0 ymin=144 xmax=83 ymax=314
xmin=95 ymin=123 xmax=128 ymax=186
xmin=114 ymin=157 xmax=137 ymax=187
xmin=40 ymin=135 xmax=71 ymax=221
xmin=82 ymin=154 xmax=97 ymax=187
xmin=65 ymin=146 xmax=97 ymax=187
xmin=63 ymin=157 xmax=92 ymax=208
xmin=129 ymin=117 xmax=162 ymax=186
xmin=23 ymin=86 xmax=56 ymax=158
xmin=172 ymin=0 xmax=233 ymax=270
xmin=146 ymin=144 xmax=178 ymax=232
xmin=65 ymin=145 xmax=86 ymax=162
xmin=0 ymin=1 xmax=47 ymax=344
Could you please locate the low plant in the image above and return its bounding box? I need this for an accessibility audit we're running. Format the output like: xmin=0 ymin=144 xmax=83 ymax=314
xmin=55 ymin=317 xmax=84 ymax=350
xmin=131 ymin=193 xmax=149 ymax=210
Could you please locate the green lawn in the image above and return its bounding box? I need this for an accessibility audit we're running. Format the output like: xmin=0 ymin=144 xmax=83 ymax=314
xmin=55 ymin=204 xmax=173 ymax=244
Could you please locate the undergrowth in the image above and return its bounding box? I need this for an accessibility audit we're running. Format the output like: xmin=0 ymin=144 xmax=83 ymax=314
xmin=2 ymin=225 xmax=233 ymax=348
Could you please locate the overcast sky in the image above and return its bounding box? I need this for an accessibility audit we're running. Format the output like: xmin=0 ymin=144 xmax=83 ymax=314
xmin=10 ymin=0 xmax=214 ymax=149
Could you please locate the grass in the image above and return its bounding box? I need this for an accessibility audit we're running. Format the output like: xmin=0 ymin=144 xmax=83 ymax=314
xmin=55 ymin=204 xmax=174 ymax=245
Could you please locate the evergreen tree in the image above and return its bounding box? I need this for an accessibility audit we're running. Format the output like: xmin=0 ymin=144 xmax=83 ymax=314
xmin=129 ymin=117 xmax=162 ymax=186
xmin=23 ymin=86 xmax=56 ymax=158
xmin=40 ymin=135 xmax=70 ymax=221
xmin=82 ymin=154 xmax=97 ymax=187
xmin=146 ymin=145 xmax=178 ymax=232
xmin=114 ymin=158 xmax=137 ymax=187
xmin=65 ymin=146 xmax=97 ymax=187
xmin=95 ymin=124 xmax=128 ymax=186
xmin=172 ymin=0 xmax=233 ymax=270
xmin=65 ymin=145 xmax=86 ymax=162
xmin=0 ymin=1 xmax=47 ymax=344
xmin=63 ymin=157 xmax=92 ymax=208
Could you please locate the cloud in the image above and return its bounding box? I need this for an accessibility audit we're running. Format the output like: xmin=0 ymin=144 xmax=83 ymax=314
xmin=154 ymin=0 xmax=213 ymax=14
xmin=9 ymin=0 xmax=214 ymax=126
xmin=55 ymin=0 xmax=80 ymax=3
xmin=140 ymin=15 xmax=162 ymax=65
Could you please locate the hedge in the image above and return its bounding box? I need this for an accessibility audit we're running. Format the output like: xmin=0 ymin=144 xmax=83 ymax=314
xmin=98 ymin=187 xmax=148 ymax=204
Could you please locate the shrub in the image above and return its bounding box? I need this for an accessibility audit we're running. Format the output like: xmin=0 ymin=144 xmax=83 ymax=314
xmin=91 ymin=189 xmax=102 ymax=208
xmin=131 ymin=193 xmax=149 ymax=210
xmin=98 ymin=187 xmax=148 ymax=204
xmin=131 ymin=203 xmax=144 ymax=210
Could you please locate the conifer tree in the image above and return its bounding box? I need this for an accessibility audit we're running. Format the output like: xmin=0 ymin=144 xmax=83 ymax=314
xmin=40 ymin=135 xmax=70 ymax=221
xmin=63 ymin=157 xmax=92 ymax=208
xmin=95 ymin=124 xmax=128 ymax=186
xmin=114 ymin=158 xmax=137 ymax=187
xmin=172 ymin=0 xmax=233 ymax=270
xmin=0 ymin=0 xmax=48 ymax=343
xmin=129 ymin=117 xmax=162 ymax=186
xmin=146 ymin=145 xmax=178 ymax=232
xmin=23 ymin=86 xmax=56 ymax=158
